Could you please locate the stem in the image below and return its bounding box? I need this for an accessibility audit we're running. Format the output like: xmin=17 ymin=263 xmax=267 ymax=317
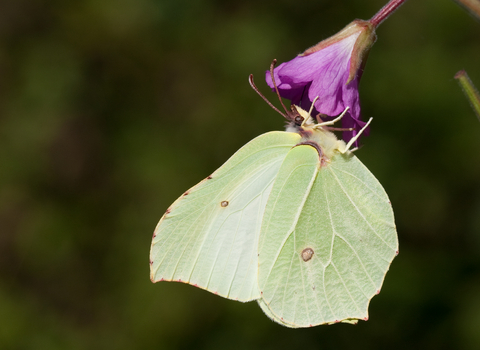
xmin=370 ymin=0 xmax=408 ymax=28
xmin=455 ymin=70 xmax=480 ymax=122
xmin=452 ymin=0 xmax=480 ymax=22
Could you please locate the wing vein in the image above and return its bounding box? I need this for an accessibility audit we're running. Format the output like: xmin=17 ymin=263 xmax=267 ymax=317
xmin=262 ymin=163 xmax=318 ymax=286
xmin=331 ymin=261 xmax=362 ymax=315
xmin=328 ymin=167 xmax=396 ymax=251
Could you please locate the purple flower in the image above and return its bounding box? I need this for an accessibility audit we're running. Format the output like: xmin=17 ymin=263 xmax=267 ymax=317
xmin=266 ymin=20 xmax=376 ymax=143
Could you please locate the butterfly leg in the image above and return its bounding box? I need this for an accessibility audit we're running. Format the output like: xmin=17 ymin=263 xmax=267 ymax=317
xmin=307 ymin=96 xmax=320 ymax=118
xmin=342 ymin=117 xmax=373 ymax=153
xmin=314 ymin=107 xmax=350 ymax=128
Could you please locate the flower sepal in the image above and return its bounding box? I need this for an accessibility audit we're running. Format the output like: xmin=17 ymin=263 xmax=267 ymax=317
xmin=302 ymin=20 xmax=376 ymax=84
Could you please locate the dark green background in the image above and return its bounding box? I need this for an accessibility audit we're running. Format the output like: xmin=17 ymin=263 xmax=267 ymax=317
xmin=1 ymin=0 xmax=480 ymax=349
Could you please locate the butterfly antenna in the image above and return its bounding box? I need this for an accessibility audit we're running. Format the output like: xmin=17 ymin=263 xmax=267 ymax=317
xmin=270 ymin=59 xmax=290 ymax=117
xmin=249 ymin=74 xmax=287 ymax=119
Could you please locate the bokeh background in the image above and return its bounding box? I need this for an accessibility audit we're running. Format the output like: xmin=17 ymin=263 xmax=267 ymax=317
xmin=1 ymin=0 xmax=480 ymax=349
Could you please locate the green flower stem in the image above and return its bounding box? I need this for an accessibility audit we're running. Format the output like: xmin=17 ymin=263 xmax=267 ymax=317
xmin=455 ymin=70 xmax=480 ymax=122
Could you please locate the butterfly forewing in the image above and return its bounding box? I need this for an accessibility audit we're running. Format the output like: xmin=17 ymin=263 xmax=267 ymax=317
xmin=150 ymin=131 xmax=300 ymax=302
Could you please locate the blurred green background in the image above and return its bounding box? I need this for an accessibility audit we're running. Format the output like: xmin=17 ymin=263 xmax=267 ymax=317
xmin=1 ymin=0 xmax=480 ymax=349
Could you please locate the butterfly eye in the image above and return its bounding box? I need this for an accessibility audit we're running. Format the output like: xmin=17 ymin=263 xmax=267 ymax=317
xmin=294 ymin=116 xmax=304 ymax=125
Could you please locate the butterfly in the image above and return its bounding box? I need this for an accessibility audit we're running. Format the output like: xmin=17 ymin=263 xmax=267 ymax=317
xmin=149 ymin=67 xmax=398 ymax=328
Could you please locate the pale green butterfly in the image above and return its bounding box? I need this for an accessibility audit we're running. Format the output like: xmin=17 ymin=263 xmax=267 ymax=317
xmin=149 ymin=74 xmax=398 ymax=328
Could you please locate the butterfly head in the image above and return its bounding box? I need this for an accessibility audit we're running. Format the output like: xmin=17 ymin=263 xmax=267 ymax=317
xmin=291 ymin=105 xmax=347 ymax=160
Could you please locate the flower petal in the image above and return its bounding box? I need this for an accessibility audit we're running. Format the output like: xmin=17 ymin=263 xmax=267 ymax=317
xmin=266 ymin=32 xmax=361 ymax=119
xmin=264 ymin=19 xmax=376 ymax=144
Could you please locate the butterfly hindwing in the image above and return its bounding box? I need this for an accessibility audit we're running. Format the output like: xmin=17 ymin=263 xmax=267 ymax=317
xmin=258 ymin=148 xmax=397 ymax=327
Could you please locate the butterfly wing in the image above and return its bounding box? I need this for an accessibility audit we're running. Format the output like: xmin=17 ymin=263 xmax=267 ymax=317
xmin=258 ymin=146 xmax=398 ymax=327
xmin=150 ymin=131 xmax=300 ymax=302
